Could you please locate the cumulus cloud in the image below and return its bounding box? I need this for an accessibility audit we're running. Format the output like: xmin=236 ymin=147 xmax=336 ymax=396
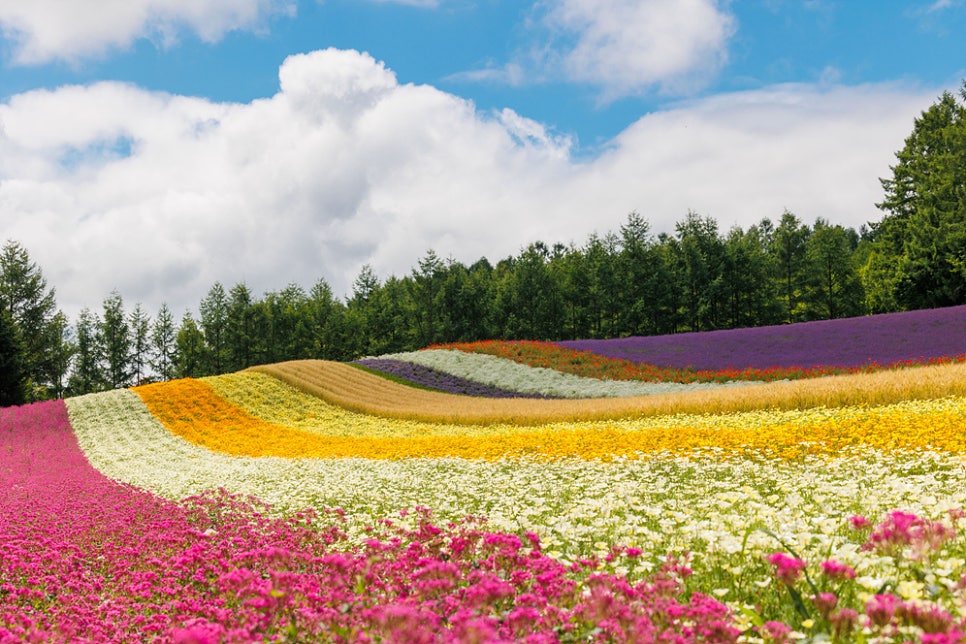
xmin=455 ymin=0 xmax=736 ymax=98
xmin=0 ymin=47 xmax=939 ymax=319
xmin=538 ymin=0 xmax=737 ymax=97
xmin=0 ymin=0 xmax=294 ymax=64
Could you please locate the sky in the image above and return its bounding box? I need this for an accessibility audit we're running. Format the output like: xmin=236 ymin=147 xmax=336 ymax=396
xmin=1 ymin=0 xmax=964 ymax=320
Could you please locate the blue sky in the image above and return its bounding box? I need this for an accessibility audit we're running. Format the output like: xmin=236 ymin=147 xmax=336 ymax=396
xmin=1 ymin=1 xmax=964 ymax=317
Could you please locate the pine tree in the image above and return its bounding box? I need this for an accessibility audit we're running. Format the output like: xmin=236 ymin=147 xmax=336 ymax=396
xmin=0 ymin=309 xmax=27 ymax=406
xmin=873 ymin=83 xmax=966 ymax=308
xmin=0 ymin=241 xmax=61 ymax=399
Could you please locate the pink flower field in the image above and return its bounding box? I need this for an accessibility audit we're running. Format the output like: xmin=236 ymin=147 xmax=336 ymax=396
xmin=0 ymin=400 xmax=737 ymax=643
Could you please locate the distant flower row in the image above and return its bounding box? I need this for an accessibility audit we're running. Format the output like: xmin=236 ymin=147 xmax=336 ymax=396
xmin=556 ymin=305 xmax=966 ymax=370
xmin=424 ymin=339 xmax=966 ymax=385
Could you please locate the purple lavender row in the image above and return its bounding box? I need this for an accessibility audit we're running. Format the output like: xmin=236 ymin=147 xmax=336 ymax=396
xmin=558 ymin=304 xmax=966 ymax=371
xmin=354 ymin=358 xmax=559 ymax=398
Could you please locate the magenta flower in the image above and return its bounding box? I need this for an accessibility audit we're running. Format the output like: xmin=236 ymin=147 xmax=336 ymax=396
xmin=819 ymin=558 xmax=856 ymax=581
xmin=759 ymin=620 xmax=793 ymax=643
xmin=766 ymin=552 xmax=806 ymax=585
xmin=849 ymin=514 xmax=872 ymax=530
xmin=865 ymin=593 xmax=900 ymax=628
xmin=811 ymin=591 xmax=838 ymax=619
xmin=863 ymin=510 xmax=955 ymax=559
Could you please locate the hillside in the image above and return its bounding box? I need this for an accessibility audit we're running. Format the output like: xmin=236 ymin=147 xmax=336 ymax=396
xmin=3 ymin=307 xmax=966 ymax=641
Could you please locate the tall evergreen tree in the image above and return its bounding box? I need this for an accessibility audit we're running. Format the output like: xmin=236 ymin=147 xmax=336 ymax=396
xmin=0 ymin=241 xmax=61 ymax=399
xmin=804 ymin=219 xmax=864 ymax=320
xmin=68 ymin=308 xmax=105 ymax=395
xmin=174 ymin=312 xmax=206 ymax=378
xmin=873 ymin=82 xmax=966 ymax=308
xmin=129 ymin=303 xmax=151 ymax=385
xmin=44 ymin=311 xmax=75 ymax=399
xmin=151 ymin=303 xmax=177 ymax=382
xmin=200 ymin=282 xmax=230 ymax=375
xmin=409 ymin=250 xmax=446 ymax=346
xmin=616 ymin=212 xmax=662 ymax=336
xmin=673 ymin=212 xmax=725 ymax=331
xmin=770 ymin=211 xmax=811 ymax=323
xmin=101 ymin=290 xmax=133 ymax=389
xmin=226 ymin=284 xmax=256 ymax=371
xmin=307 ymin=278 xmax=342 ymax=360
xmin=0 ymin=309 xmax=27 ymax=406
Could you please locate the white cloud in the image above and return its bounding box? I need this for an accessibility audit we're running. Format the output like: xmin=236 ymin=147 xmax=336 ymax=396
xmin=453 ymin=0 xmax=736 ymax=99
xmin=0 ymin=0 xmax=294 ymax=64
xmin=531 ymin=0 xmax=736 ymax=98
xmin=0 ymin=48 xmax=939 ymax=320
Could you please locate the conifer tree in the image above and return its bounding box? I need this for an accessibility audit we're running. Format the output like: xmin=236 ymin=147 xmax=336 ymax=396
xmin=0 ymin=309 xmax=27 ymax=406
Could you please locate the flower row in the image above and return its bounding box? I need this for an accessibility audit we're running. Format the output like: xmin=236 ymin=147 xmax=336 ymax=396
xmin=557 ymin=304 xmax=966 ymax=370
xmin=371 ymin=349 xmax=758 ymax=397
xmin=426 ymin=338 xmax=966 ymax=384
xmin=129 ymin=373 xmax=966 ymax=461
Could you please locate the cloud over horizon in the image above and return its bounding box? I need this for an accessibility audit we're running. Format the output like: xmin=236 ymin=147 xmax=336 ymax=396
xmin=0 ymin=47 xmax=938 ymax=320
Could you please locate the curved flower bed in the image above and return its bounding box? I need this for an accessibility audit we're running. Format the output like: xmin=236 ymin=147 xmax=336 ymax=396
xmin=378 ymin=349 xmax=761 ymax=397
xmin=556 ymin=304 xmax=966 ymax=370
xmin=428 ymin=338 xmax=966 ymax=383
xmin=132 ymin=374 xmax=966 ymax=461
xmin=353 ymin=357 xmax=557 ymax=398
xmin=60 ymin=385 xmax=966 ymax=642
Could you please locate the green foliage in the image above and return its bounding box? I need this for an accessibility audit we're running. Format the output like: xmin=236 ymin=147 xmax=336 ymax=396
xmin=871 ymin=82 xmax=966 ymax=309
xmin=174 ymin=312 xmax=205 ymax=378
xmin=0 ymin=240 xmax=67 ymax=400
xmin=771 ymin=211 xmax=810 ymax=323
xmin=101 ymin=290 xmax=133 ymax=389
xmin=804 ymin=218 xmax=864 ymax=320
xmin=0 ymin=308 xmax=27 ymax=406
xmin=67 ymin=308 xmax=106 ymax=396
xmin=200 ymin=282 xmax=229 ymax=375
xmin=151 ymin=303 xmax=178 ymax=382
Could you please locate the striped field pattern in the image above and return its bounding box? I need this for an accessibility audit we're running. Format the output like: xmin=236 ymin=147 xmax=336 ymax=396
xmin=5 ymin=307 xmax=966 ymax=641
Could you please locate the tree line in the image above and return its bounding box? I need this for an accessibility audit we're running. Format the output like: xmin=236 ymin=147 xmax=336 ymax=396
xmin=1 ymin=82 xmax=964 ymax=404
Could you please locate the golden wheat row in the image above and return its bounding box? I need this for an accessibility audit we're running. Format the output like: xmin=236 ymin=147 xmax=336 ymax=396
xmin=249 ymin=360 xmax=966 ymax=425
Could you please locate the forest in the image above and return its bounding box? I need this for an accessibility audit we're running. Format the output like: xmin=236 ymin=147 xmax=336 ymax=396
xmin=1 ymin=83 xmax=964 ymax=403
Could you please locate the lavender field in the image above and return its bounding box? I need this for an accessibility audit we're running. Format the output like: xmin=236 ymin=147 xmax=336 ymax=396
xmin=557 ymin=305 xmax=966 ymax=370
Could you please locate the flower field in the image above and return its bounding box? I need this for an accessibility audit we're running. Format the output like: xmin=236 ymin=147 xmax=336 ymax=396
xmin=4 ymin=308 xmax=966 ymax=642
xmin=556 ymin=304 xmax=966 ymax=371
